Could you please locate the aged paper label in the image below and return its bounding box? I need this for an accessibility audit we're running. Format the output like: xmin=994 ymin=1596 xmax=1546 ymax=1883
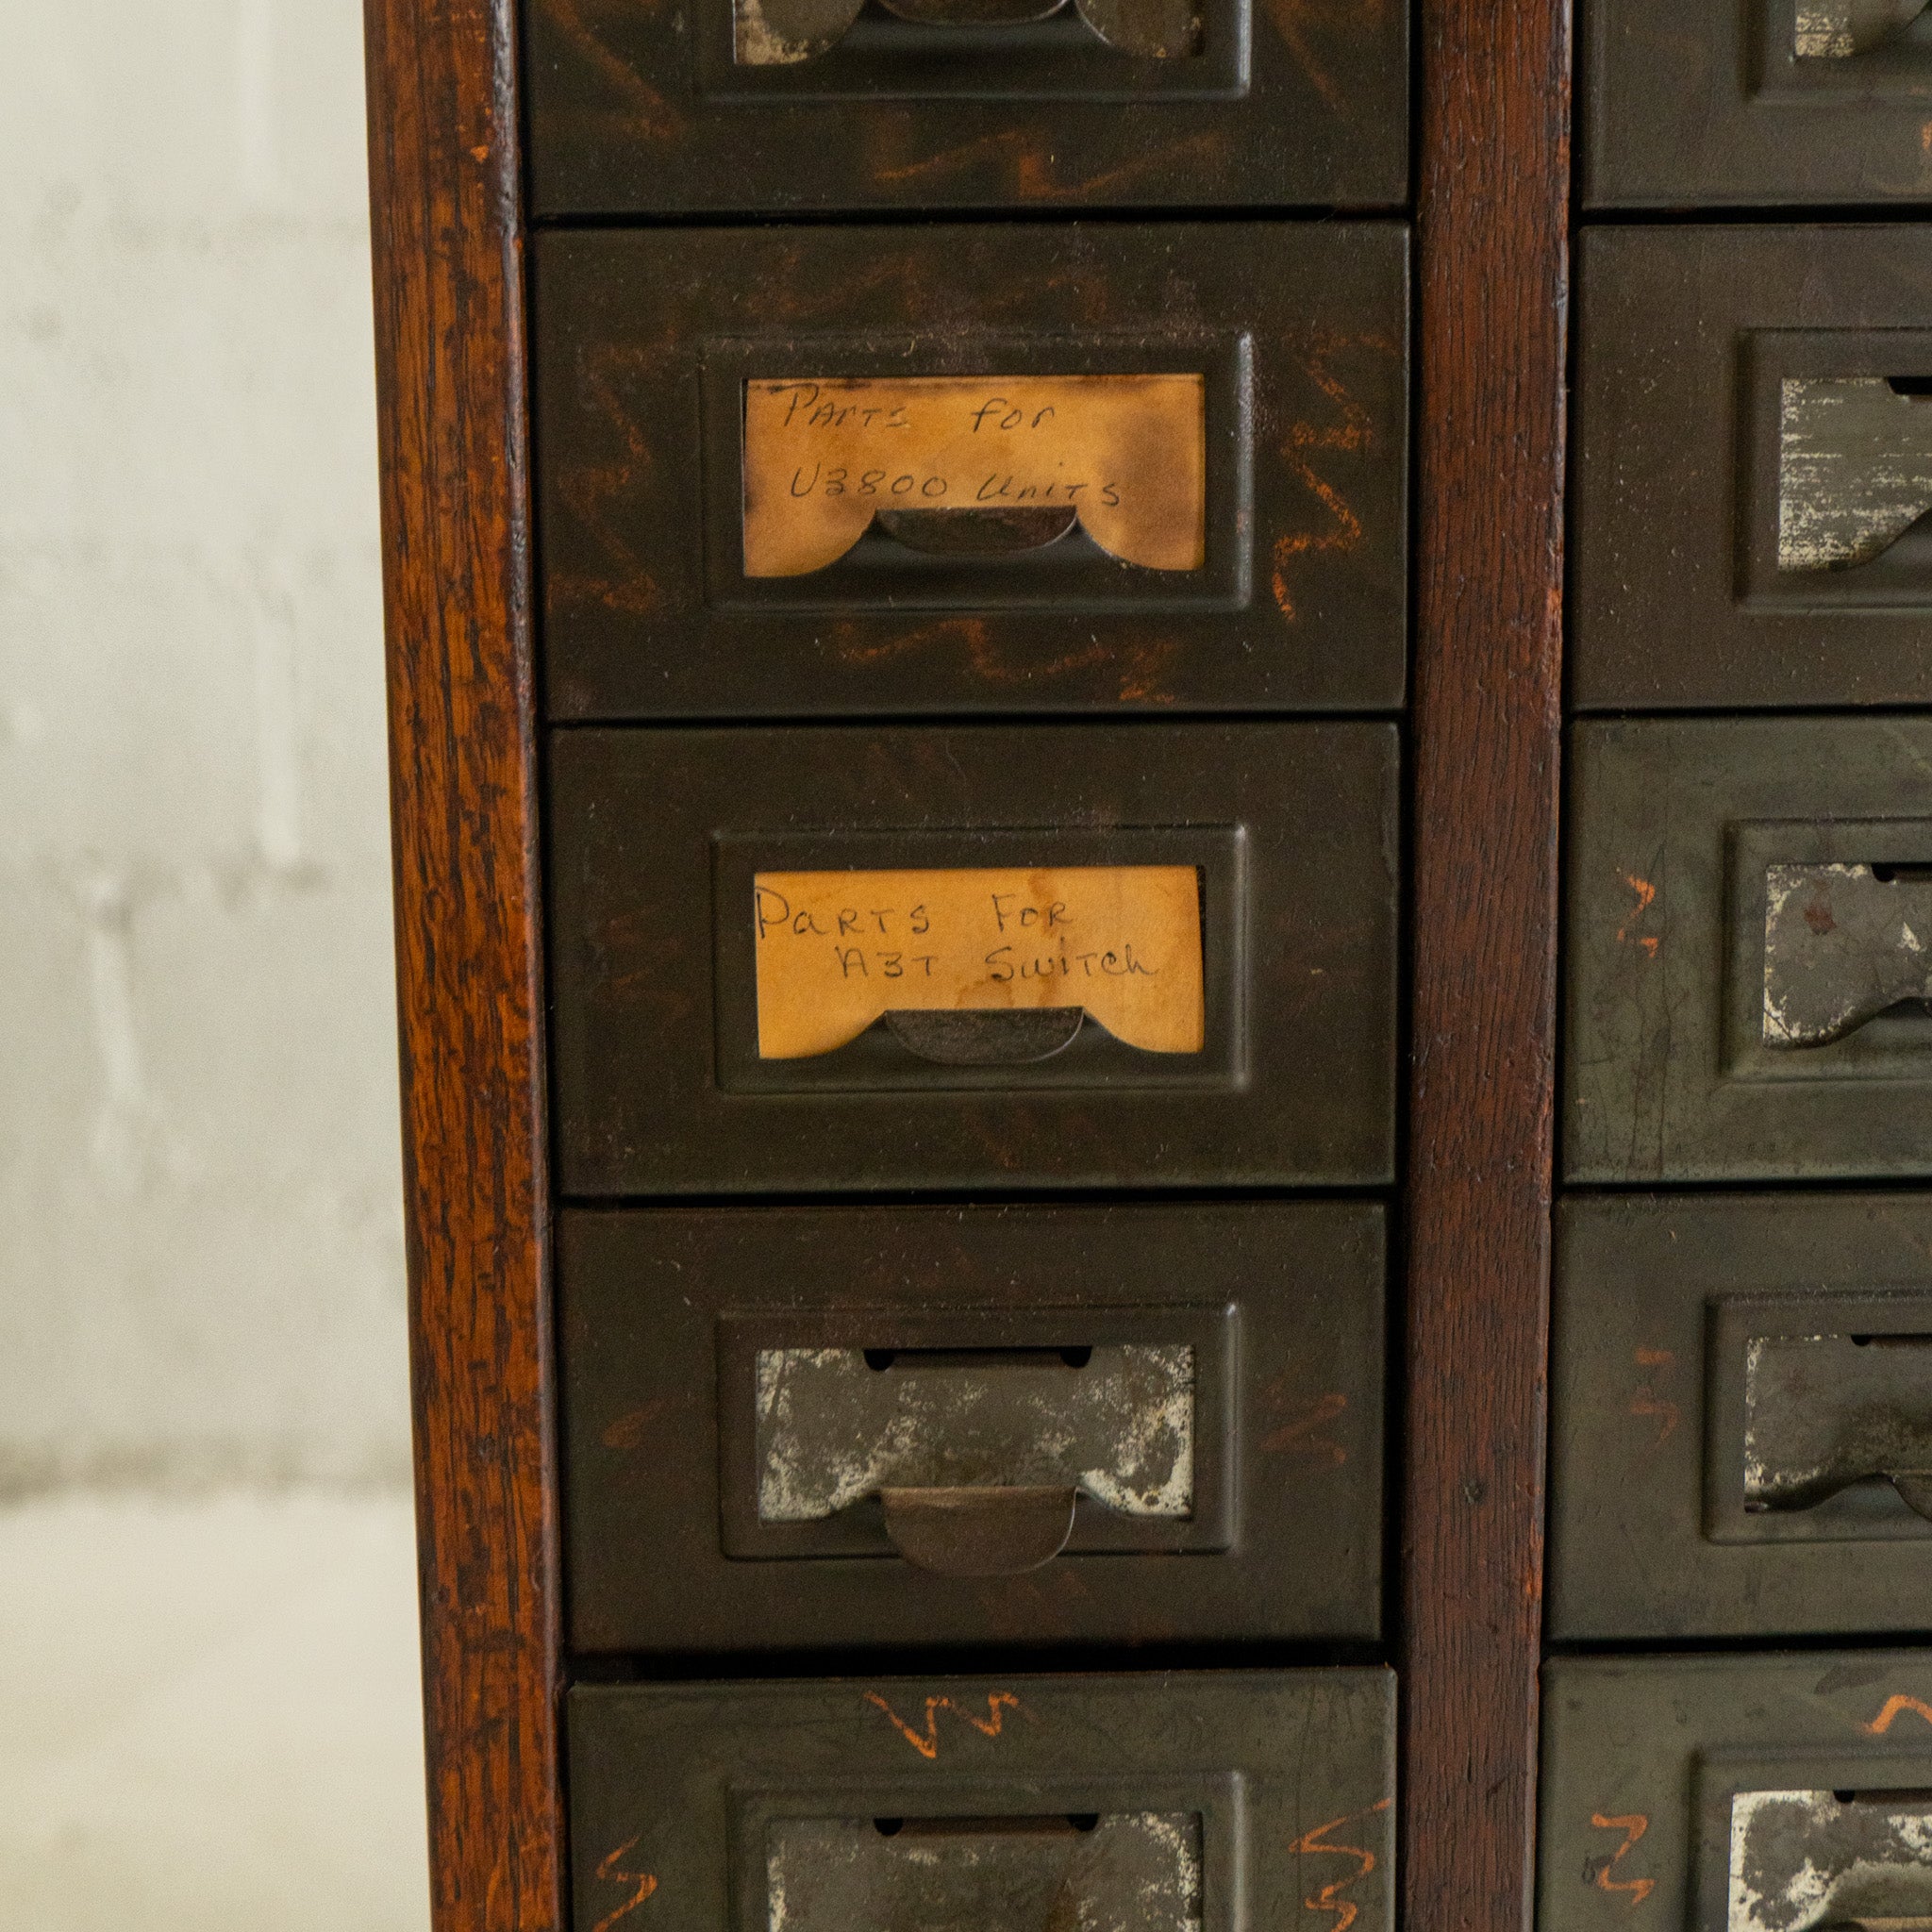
xmin=741 ymin=375 xmax=1207 ymax=576
xmin=753 ymin=865 xmax=1205 ymax=1059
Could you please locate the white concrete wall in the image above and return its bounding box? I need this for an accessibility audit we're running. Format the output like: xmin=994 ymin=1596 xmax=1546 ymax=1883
xmin=0 ymin=0 xmax=428 ymax=1924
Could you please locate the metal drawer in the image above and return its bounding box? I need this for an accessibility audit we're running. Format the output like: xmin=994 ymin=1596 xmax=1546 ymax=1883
xmin=570 ymin=1670 xmax=1396 ymax=1932
xmin=522 ymin=1 xmax=1407 ymax=215
xmin=562 ymin=1201 xmax=1386 ymax=1653
xmin=1573 ymin=227 xmax=1932 ymax=709
xmin=1583 ymin=0 xmax=1932 ymax=207
xmin=1565 ymin=716 xmax=1932 ymax=1182
xmin=534 ymin=224 xmax=1409 ymax=720
xmin=549 ymin=720 xmax=1399 ymax=1194
xmin=1551 ymin=1193 xmax=1932 ymax=1641
xmin=1541 ymin=1653 xmax=1932 ymax=1932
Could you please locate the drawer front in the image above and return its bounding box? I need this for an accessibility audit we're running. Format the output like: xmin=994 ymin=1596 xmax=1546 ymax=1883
xmin=570 ymin=1671 xmax=1396 ymax=1932
xmin=535 ymin=225 xmax=1409 ymax=720
xmin=1565 ymin=717 xmax=1932 ymax=1183
xmin=522 ymin=2 xmax=1407 ymax=215
xmin=562 ymin=1202 xmax=1385 ymax=1654
xmin=1541 ymin=1654 xmax=1932 ymax=1932
xmin=1550 ymin=1194 xmax=1932 ymax=1641
xmin=550 ymin=722 xmax=1398 ymax=1194
xmin=1573 ymin=227 xmax=1932 ymax=709
xmin=1584 ymin=0 xmax=1932 ymax=207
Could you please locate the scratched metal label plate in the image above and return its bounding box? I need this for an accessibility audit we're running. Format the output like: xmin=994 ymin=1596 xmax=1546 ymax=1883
xmin=1727 ymin=1789 xmax=1932 ymax=1932
xmin=765 ymin=1812 xmax=1203 ymax=1932
xmin=754 ymin=1342 xmax=1195 ymax=1521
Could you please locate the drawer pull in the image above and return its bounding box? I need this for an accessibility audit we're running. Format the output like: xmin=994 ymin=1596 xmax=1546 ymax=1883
xmin=883 ymin=1007 xmax=1084 ymax=1065
xmin=1796 ymin=0 xmax=1929 ymax=56
xmin=756 ymin=1341 xmax=1195 ymax=1574
xmin=871 ymin=504 xmax=1080 ymax=557
xmin=1762 ymin=862 xmax=1932 ymax=1048
xmin=878 ymin=1483 xmax=1081 ymax=1574
xmin=1743 ymin=1333 xmax=1932 ymax=1522
xmin=767 ymin=1810 xmax=1203 ymax=1932
xmin=737 ymin=0 xmax=1198 ymax=63
xmin=1730 ymin=1789 xmax=1932 ymax=1932
xmin=1780 ymin=377 xmax=1932 ymax=578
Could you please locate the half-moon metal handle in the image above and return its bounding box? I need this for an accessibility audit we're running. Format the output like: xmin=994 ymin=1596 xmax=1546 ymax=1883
xmin=873 ymin=505 xmax=1080 ymax=557
xmin=884 ymin=1008 xmax=1084 ymax=1065
xmin=879 ymin=1484 xmax=1080 ymax=1575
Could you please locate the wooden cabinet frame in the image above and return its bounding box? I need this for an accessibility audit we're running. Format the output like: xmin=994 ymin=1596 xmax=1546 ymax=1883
xmin=362 ymin=0 xmax=1570 ymax=1922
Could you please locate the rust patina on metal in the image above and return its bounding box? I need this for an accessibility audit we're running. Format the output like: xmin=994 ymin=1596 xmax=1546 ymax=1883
xmin=1745 ymin=1332 xmax=1932 ymax=1524
xmin=1729 ymin=1789 xmax=1932 ymax=1932
xmin=766 ymin=1813 xmax=1204 ymax=1932
xmin=1763 ymin=863 xmax=1932 ymax=1050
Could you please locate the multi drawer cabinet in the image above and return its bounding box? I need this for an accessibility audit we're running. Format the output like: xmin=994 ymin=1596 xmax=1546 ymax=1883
xmin=358 ymin=0 xmax=1925 ymax=1923
xmin=1549 ymin=20 xmax=1932 ymax=1927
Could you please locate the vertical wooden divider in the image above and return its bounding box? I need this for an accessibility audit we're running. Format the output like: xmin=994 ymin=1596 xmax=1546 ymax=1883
xmin=1406 ymin=1 xmax=1571 ymax=1927
xmin=365 ymin=1 xmax=564 ymax=1926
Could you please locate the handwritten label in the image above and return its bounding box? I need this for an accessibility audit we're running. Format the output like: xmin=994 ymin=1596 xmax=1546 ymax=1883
xmin=753 ymin=865 xmax=1205 ymax=1059
xmin=741 ymin=375 xmax=1207 ymax=576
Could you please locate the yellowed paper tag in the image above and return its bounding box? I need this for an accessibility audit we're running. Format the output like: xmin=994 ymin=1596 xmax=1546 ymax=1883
xmin=741 ymin=375 xmax=1207 ymax=577
xmin=753 ymin=866 xmax=1205 ymax=1059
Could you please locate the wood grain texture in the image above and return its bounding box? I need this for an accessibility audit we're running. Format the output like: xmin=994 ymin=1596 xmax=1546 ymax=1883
xmin=363 ymin=1 xmax=561 ymax=1926
xmin=1406 ymin=0 xmax=1570 ymax=1925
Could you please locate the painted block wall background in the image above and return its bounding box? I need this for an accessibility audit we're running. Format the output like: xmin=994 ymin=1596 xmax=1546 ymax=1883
xmin=0 ymin=1 xmax=429 ymax=1924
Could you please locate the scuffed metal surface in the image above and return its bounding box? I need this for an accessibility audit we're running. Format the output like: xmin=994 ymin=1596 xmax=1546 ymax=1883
xmin=1728 ymin=1789 xmax=1932 ymax=1932
xmin=1762 ymin=862 xmax=1932 ymax=1049
xmin=768 ymin=1811 xmax=1204 ymax=1932
xmin=734 ymin=0 xmax=863 ymax=64
xmin=1780 ymin=379 xmax=1932 ymax=575
xmin=1074 ymin=0 xmax=1201 ymax=58
xmin=1795 ymin=0 xmax=1929 ymax=56
xmin=1744 ymin=1332 xmax=1932 ymax=1520
xmin=755 ymin=1343 xmax=1194 ymax=1523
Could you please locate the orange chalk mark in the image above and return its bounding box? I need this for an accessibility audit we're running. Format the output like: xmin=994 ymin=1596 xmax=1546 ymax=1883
xmin=1269 ymin=333 xmax=1389 ymax=619
xmin=1635 ymin=1348 xmax=1674 ymax=1368
xmin=1290 ymin=1796 xmax=1391 ymax=1932
xmin=1617 ymin=874 xmax=1658 ymax=946
xmin=591 ymin=1838 xmax=658 ymax=1932
xmin=1590 ymin=1813 xmax=1656 ymax=1906
xmin=864 ymin=1690 xmax=1022 ymax=1760
xmin=1867 ymin=1693 xmax=1932 ymax=1734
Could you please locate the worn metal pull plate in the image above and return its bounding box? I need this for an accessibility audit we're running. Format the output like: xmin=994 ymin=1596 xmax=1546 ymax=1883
xmin=753 ymin=866 xmax=1206 ymax=1063
xmin=1744 ymin=1333 xmax=1932 ymax=1521
xmin=1762 ymin=862 xmax=1932 ymax=1048
xmin=736 ymin=0 xmax=1200 ymax=63
xmin=767 ymin=1811 xmax=1204 ymax=1932
xmin=1780 ymin=379 xmax=1932 ymax=575
xmin=1729 ymin=1790 xmax=1932 ymax=1932
xmin=1795 ymin=1 xmax=1931 ymax=56
xmin=741 ymin=375 xmax=1206 ymax=576
xmin=756 ymin=1342 xmax=1193 ymax=1574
